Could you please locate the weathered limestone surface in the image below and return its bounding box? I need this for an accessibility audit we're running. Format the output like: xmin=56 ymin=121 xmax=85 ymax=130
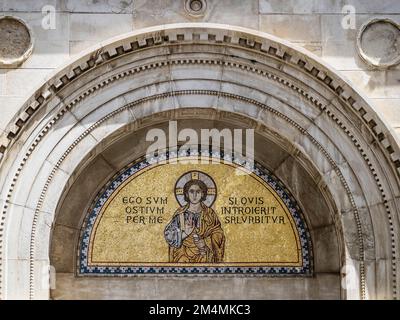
xmin=0 ymin=1 xmax=399 ymax=301
xmin=0 ymin=0 xmax=399 ymax=134
xmin=0 ymin=17 xmax=31 ymax=63
xmin=52 ymin=273 xmax=340 ymax=300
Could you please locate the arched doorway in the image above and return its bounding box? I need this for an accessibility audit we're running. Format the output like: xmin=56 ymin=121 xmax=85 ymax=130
xmin=51 ymin=111 xmax=339 ymax=299
xmin=0 ymin=24 xmax=398 ymax=299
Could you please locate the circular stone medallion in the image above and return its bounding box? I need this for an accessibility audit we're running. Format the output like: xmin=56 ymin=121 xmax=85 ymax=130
xmin=184 ymin=0 xmax=207 ymax=17
xmin=0 ymin=16 xmax=34 ymax=67
xmin=357 ymin=19 xmax=400 ymax=69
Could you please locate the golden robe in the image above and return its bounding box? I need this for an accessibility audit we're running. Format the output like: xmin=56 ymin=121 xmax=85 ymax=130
xmin=166 ymin=203 xmax=225 ymax=263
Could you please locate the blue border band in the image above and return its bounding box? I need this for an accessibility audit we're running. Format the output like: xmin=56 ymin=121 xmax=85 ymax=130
xmin=78 ymin=150 xmax=313 ymax=276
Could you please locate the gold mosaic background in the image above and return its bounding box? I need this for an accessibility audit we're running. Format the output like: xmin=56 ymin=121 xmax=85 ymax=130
xmin=89 ymin=159 xmax=302 ymax=267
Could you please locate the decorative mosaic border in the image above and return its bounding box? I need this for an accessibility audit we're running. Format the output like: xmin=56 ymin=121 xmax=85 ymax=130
xmin=78 ymin=149 xmax=313 ymax=276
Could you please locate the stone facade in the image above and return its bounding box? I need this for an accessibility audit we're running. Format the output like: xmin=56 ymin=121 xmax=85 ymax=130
xmin=0 ymin=0 xmax=399 ymax=136
xmin=0 ymin=1 xmax=399 ymax=300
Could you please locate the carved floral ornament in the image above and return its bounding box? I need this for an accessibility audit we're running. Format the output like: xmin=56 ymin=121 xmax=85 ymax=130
xmin=0 ymin=24 xmax=398 ymax=300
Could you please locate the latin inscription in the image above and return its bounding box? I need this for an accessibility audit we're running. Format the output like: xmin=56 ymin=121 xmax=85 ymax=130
xmin=85 ymin=158 xmax=307 ymax=269
xmin=122 ymin=195 xmax=284 ymax=225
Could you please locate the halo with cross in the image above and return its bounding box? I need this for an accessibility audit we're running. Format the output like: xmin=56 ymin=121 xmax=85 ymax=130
xmin=174 ymin=170 xmax=217 ymax=207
